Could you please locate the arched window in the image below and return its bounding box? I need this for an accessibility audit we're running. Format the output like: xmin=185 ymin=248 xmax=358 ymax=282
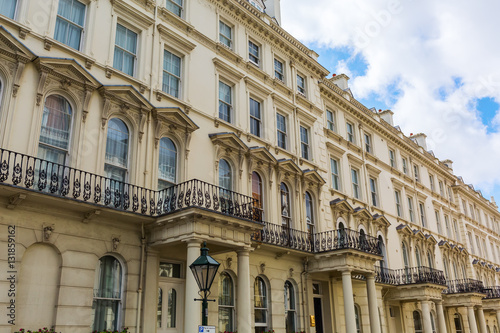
xmin=157 ymin=287 xmax=162 ymax=328
xmin=430 ymin=312 xmax=437 ymax=333
xmin=452 ymin=262 xmax=458 ymax=280
xmin=219 ymin=159 xmax=232 ymax=191
xmin=488 ymin=325 xmax=492 ymax=333
xmin=402 ymin=242 xmax=409 ymax=268
xmin=443 ymin=257 xmax=450 ymax=280
xmin=92 ymin=256 xmax=124 ymax=332
xmin=218 ymin=272 xmax=234 ymax=332
xmin=454 ymin=313 xmax=464 ymax=333
xmin=338 ymin=221 xmax=346 ymax=248
xmin=359 ymin=228 xmax=367 ymax=251
xmin=453 ymin=219 xmax=460 ymax=241
xmin=284 ymin=281 xmax=296 ymax=333
xmin=427 ymin=251 xmax=433 ymax=269
xmin=252 ymin=172 xmax=263 ymax=211
xmin=38 ymin=95 xmax=73 ymax=164
xmin=415 ymin=246 xmax=422 ymax=267
xmin=461 ymin=264 xmax=467 ymax=279
xmin=305 ymin=192 xmax=314 ymax=240
xmin=355 ymin=304 xmax=363 ymax=333
xmin=494 ymin=325 xmax=497 ymax=333
xmin=378 ymin=235 xmax=387 ymax=269
xmin=105 ymin=118 xmax=129 ymax=182
xmin=281 ymin=183 xmax=291 ymax=229
xmin=254 ymin=277 xmax=269 ymax=333
xmin=158 ymin=137 xmax=177 ymax=189
xmin=167 ymin=288 xmax=177 ymax=328
xmin=413 ymin=311 xmax=423 ymax=333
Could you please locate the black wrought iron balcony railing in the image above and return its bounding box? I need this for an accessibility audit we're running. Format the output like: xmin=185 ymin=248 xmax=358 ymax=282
xmin=483 ymin=286 xmax=500 ymax=299
xmin=252 ymin=221 xmax=383 ymax=255
xmin=375 ymin=266 xmax=399 ymax=285
xmin=443 ymin=279 xmax=485 ymax=294
xmin=0 ymin=148 xmax=261 ymax=222
xmin=393 ymin=266 xmax=447 ymax=286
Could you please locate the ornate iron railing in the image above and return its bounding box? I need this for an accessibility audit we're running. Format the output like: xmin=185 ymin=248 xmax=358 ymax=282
xmin=393 ymin=266 xmax=447 ymax=286
xmin=374 ymin=266 xmax=446 ymax=286
xmin=252 ymin=221 xmax=315 ymax=252
xmin=375 ymin=266 xmax=399 ymax=285
xmin=0 ymin=148 xmax=261 ymax=222
xmin=252 ymin=222 xmax=382 ymax=255
xmin=443 ymin=279 xmax=485 ymax=294
xmin=483 ymin=286 xmax=500 ymax=299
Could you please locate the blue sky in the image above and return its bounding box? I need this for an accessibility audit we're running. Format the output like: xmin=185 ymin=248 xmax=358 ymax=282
xmin=281 ymin=1 xmax=500 ymax=209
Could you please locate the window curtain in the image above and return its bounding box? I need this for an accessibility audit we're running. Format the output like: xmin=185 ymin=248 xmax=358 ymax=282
xmin=0 ymin=0 xmax=17 ymax=19
xmin=159 ymin=137 xmax=177 ymax=184
xmin=54 ymin=0 xmax=85 ymax=50
xmin=92 ymin=256 xmax=122 ymax=332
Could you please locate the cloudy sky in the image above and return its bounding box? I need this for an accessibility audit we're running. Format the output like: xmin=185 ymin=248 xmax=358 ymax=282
xmin=281 ymin=0 xmax=500 ymax=208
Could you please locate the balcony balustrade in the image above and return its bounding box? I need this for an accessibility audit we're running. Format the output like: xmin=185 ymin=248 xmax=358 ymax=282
xmin=0 ymin=148 xmax=261 ymax=222
xmin=252 ymin=221 xmax=382 ymax=255
xmin=374 ymin=265 xmax=447 ymax=286
xmin=443 ymin=279 xmax=485 ymax=294
xmin=483 ymin=286 xmax=500 ymax=299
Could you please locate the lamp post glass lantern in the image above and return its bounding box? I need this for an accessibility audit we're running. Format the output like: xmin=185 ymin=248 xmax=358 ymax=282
xmin=189 ymin=242 xmax=221 ymax=326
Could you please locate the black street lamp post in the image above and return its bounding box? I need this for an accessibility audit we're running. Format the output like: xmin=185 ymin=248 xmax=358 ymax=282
xmin=189 ymin=241 xmax=221 ymax=326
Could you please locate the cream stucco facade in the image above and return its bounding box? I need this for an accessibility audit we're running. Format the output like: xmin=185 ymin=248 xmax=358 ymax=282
xmin=0 ymin=0 xmax=499 ymax=333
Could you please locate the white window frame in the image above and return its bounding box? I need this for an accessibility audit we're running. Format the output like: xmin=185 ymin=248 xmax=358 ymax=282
xmin=364 ymin=132 xmax=372 ymax=153
xmin=296 ymin=73 xmax=306 ymax=96
xmin=389 ymin=149 xmax=396 ymax=168
xmin=300 ymin=125 xmax=310 ymax=160
xmin=219 ymin=20 xmax=233 ymax=49
xmin=218 ymin=80 xmax=233 ymax=123
xmin=113 ymin=23 xmax=138 ymax=77
xmin=274 ymin=58 xmax=284 ymax=82
xmin=407 ymin=196 xmax=415 ymax=223
xmin=369 ymin=178 xmax=378 ymax=207
xmin=162 ymin=49 xmax=182 ymax=98
xmin=276 ymin=112 xmax=287 ymax=150
xmin=54 ymin=0 xmax=86 ymax=51
xmin=249 ymin=97 xmax=262 ymax=137
xmin=351 ymin=168 xmax=360 ymax=199
xmin=248 ymin=39 xmax=260 ymax=66
xmin=395 ymin=190 xmax=402 ymax=217
xmin=346 ymin=122 xmax=355 ymax=143
xmin=331 ymin=158 xmax=340 ymax=191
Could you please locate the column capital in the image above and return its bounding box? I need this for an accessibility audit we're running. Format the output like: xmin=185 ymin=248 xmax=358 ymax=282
xmin=434 ymin=299 xmax=443 ymax=305
xmin=340 ymin=268 xmax=352 ymax=275
xmin=365 ymin=272 xmax=376 ymax=279
xmin=183 ymin=238 xmax=203 ymax=246
xmin=236 ymin=246 xmax=254 ymax=255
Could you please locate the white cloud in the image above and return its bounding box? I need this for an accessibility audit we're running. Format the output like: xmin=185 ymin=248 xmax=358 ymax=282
xmin=281 ymin=0 xmax=500 ymax=200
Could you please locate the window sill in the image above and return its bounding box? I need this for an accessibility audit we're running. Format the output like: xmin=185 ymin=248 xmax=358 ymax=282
xmin=104 ymin=65 xmax=148 ymax=93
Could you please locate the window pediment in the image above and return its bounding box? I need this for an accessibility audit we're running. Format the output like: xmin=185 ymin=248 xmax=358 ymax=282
xmin=347 ymin=153 xmax=363 ymax=169
xmin=209 ymin=132 xmax=248 ymax=152
xmin=329 ymin=198 xmax=354 ymax=213
xmin=277 ymin=158 xmax=302 ymax=175
xmin=244 ymin=76 xmax=272 ymax=97
xmin=303 ymin=169 xmax=325 ymax=186
xmin=326 ymin=142 xmax=345 ymax=158
xmin=35 ymin=57 xmax=101 ymax=89
xmin=158 ymin=23 xmax=196 ymax=53
xmin=247 ymin=146 xmax=277 ymax=165
xmin=213 ymin=57 xmax=245 ymax=82
xmin=0 ymin=26 xmax=35 ymax=63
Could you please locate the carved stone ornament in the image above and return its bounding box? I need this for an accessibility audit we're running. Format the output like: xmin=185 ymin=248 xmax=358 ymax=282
xmin=43 ymin=225 xmax=55 ymax=241
xmin=112 ymin=237 xmax=121 ymax=251
xmin=259 ymin=262 xmax=266 ymax=274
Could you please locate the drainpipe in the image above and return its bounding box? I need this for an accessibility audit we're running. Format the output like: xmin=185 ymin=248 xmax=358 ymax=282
xmin=301 ymin=258 xmax=309 ymax=331
xmin=136 ymin=222 xmax=146 ymax=332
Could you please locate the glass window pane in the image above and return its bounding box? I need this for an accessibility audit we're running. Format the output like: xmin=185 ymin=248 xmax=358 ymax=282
xmin=219 ymin=159 xmax=232 ymax=191
xmin=167 ymin=289 xmax=177 ymax=327
xmin=159 ymin=137 xmax=177 ymax=185
xmin=0 ymin=0 xmax=17 ymax=19
xmin=105 ymin=118 xmax=129 ymax=168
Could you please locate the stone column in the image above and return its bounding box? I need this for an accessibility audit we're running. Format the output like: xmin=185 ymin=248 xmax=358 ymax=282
xmin=366 ymin=274 xmax=381 ymax=333
xmin=142 ymin=249 xmax=159 ymax=333
xmin=467 ymin=306 xmax=479 ymax=333
xmin=184 ymin=239 xmax=202 ymax=333
xmin=237 ymin=249 xmax=252 ymax=333
xmin=477 ymin=307 xmax=487 ymax=333
xmin=435 ymin=300 xmax=447 ymax=333
xmin=341 ymin=270 xmax=356 ymax=333
xmin=496 ymin=311 xmax=500 ymax=332
xmin=421 ymin=300 xmax=433 ymax=333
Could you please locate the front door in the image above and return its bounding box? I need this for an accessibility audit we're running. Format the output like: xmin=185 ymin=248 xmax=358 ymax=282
xmin=313 ymin=297 xmax=324 ymax=333
xmin=157 ymin=280 xmax=184 ymax=333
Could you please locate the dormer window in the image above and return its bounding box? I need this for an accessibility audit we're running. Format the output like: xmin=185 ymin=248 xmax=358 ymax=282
xmin=248 ymin=0 xmax=263 ymax=12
